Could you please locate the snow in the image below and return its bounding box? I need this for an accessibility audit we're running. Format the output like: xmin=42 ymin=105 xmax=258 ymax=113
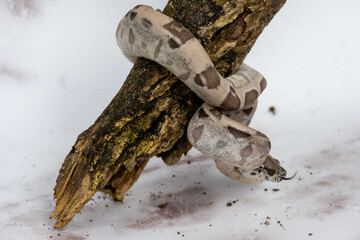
xmin=1 ymin=0 xmax=359 ymax=239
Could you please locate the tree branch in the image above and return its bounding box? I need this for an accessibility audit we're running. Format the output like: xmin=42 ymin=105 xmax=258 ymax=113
xmin=50 ymin=0 xmax=286 ymax=229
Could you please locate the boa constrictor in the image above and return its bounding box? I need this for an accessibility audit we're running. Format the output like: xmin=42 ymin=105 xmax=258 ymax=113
xmin=116 ymin=5 xmax=292 ymax=184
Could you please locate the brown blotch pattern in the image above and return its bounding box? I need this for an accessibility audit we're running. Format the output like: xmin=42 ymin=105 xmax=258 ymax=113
xmin=244 ymin=90 xmax=259 ymax=106
xmin=130 ymin=12 xmax=137 ymax=20
xmin=228 ymin=126 xmax=250 ymax=139
xmin=243 ymin=107 xmax=253 ymax=116
xmin=133 ymin=5 xmax=143 ymax=9
xmin=163 ymin=20 xmax=194 ymax=44
xmin=125 ymin=10 xmax=131 ymax=18
xmin=216 ymin=140 xmax=227 ymax=149
xmin=194 ymin=74 xmax=204 ymax=87
xmin=120 ymin=28 xmax=124 ymax=38
xmin=220 ymin=91 xmax=241 ymax=111
xmin=200 ymin=66 xmax=220 ymax=89
xmin=168 ymin=38 xmax=180 ymax=49
xmin=256 ymin=131 xmax=271 ymax=149
xmin=209 ymin=108 xmax=222 ymax=120
xmin=241 ymin=145 xmax=254 ymax=159
xmin=129 ymin=28 xmax=135 ymax=45
xmin=154 ymin=40 xmax=163 ymax=59
xmin=265 ymin=167 xmax=276 ymax=176
xmin=179 ymin=71 xmax=191 ymax=81
xmin=260 ymin=77 xmax=267 ymax=92
xmin=198 ymin=108 xmax=209 ymax=119
xmin=192 ymin=125 xmax=204 ymax=143
xmin=141 ymin=18 xmax=152 ymax=28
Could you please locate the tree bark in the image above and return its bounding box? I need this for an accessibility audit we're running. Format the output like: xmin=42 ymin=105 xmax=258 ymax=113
xmin=50 ymin=0 xmax=286 ymax=229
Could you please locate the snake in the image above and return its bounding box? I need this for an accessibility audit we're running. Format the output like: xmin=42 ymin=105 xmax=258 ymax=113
xmin=116 ymin=5 xmax=294 ymax=184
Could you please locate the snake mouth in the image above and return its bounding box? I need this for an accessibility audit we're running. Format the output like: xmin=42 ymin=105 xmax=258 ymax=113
xmin=280 ymin=172 xmax=297 ymax=181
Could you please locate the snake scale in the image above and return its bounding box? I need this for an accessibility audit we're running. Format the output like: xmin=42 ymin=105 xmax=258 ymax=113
xmin=116 ymin=5 xmax=293 ymax=184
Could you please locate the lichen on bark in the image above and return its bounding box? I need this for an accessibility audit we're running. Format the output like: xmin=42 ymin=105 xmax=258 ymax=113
xmin=51 ymin=0 xmax=287 ymax=229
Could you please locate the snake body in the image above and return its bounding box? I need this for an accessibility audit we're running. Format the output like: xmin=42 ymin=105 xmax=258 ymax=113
xmin=116 ymin=5 xmax=288 ymax=184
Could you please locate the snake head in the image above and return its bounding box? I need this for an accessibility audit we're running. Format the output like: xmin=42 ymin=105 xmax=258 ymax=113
xmin=225 ymin=155 xmax=294 ymax=184
xmin=260 ymin=155 xmax=288 ymax=182
xmin=257 ymin=155 xmax=297 ymax=182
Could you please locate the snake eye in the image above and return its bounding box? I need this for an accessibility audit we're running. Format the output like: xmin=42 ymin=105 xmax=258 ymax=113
xmin=257 ymin=165 xmax=264 ymax=173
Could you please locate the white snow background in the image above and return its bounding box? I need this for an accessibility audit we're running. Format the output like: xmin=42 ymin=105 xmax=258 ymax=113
xmin=1 ymin=0 xmax=360 ymax=239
